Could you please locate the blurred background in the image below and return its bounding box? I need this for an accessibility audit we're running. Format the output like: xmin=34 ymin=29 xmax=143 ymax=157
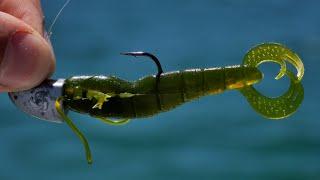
xmin=0 ymin=0 xmax=319 ymax=179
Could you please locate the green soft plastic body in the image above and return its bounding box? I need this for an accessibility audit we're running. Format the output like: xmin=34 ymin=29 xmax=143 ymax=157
xmin=63 ymin=66 xmax=262 ymax=118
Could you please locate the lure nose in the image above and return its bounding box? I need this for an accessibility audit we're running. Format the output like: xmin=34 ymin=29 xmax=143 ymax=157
xmin=8 ymin=79 xmax=66 ymax=123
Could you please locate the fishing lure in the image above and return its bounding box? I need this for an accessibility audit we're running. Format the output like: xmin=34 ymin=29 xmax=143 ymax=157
xmin=9 ymin=43 xmax=304 ymax=164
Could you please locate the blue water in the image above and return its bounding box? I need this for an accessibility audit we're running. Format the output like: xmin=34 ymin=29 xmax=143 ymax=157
xmin=0 ymin=0 xmax=319 ymax=179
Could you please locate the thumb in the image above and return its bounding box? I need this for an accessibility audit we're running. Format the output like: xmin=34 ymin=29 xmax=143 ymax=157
xmin=0 ymin=12 xmax=55 ymax=92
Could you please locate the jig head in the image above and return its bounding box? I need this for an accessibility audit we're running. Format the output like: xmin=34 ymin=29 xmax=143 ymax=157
xmin=8 ymin=79 xmax=66 ymax=123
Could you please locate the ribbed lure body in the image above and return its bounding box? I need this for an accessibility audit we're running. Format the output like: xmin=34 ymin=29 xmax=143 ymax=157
xmin=63 ymin=66 xmax=262 ymax=118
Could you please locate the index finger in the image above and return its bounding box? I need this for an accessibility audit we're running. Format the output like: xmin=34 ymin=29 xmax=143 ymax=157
xmin=0 ymin=0 xmax=45 ymax=36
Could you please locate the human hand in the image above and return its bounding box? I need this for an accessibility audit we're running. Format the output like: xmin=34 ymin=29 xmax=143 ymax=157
xmin=0 ymin=0 xmax=55 ymax=92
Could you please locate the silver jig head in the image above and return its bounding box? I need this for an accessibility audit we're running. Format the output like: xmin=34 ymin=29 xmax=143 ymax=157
xmin=8 ymin=79 xmax=66 ymax=123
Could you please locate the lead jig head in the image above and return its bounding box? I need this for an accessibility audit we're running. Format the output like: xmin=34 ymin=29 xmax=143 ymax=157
xmin=8 ymin=79 xmax=66 ymax=123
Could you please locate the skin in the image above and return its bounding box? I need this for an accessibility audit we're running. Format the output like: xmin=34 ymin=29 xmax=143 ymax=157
xmin=0 ymin=0 xmax=55 ymax=92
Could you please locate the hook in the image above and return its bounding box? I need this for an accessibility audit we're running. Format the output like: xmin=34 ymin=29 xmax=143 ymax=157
xmin=121 ymin=52 xmax=163 ymax=89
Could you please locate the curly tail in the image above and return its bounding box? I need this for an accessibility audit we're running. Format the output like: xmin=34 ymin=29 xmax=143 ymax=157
xmin=240 ymin=43 xmax=304 ymax=119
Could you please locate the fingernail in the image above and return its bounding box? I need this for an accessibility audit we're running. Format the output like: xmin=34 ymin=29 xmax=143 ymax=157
xmin=43 ymin=30 xmax=55 ymax=54
xmin=0 ymin=31 xmax=52 ymax=91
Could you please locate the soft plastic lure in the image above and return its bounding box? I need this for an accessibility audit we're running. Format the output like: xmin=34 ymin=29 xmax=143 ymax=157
xmin=9 ymin=43 xmax=304 ymax=164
